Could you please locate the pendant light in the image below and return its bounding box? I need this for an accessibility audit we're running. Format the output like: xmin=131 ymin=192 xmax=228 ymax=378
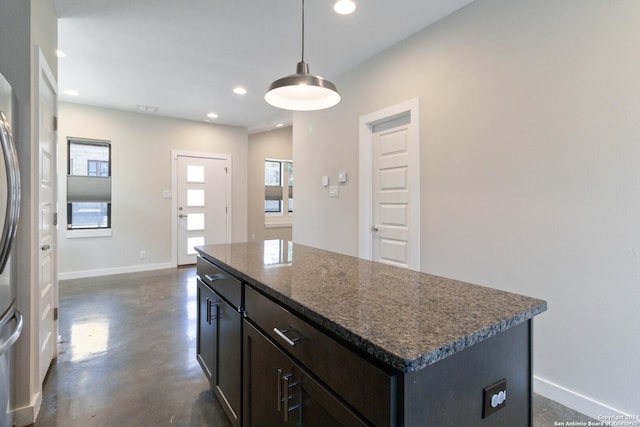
xmin=265 ymin=0 xmax=341 ymax=111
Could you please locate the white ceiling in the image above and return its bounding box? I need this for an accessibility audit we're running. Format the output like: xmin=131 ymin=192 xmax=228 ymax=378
xmin=54 ymin=0 xmax=475 ymax=133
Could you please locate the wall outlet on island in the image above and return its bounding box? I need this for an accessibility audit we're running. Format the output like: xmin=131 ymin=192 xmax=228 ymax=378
xmin=482 ymin=379 xmax=507 ymax=418
xmin=139 ymin=250 xmax=146 ymax=259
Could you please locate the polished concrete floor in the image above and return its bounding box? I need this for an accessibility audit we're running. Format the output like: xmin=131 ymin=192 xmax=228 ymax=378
xmin=32 ymin=267 xmax=594 ymax=426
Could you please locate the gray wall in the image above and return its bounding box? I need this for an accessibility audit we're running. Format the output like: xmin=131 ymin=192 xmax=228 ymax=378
xmin=57 ymin=102 xmax=248 ymax=277
xmin=293 ymin=0 xmax=640 ymax=417
xmin=247 ymin=127 xmax=293 ymax=242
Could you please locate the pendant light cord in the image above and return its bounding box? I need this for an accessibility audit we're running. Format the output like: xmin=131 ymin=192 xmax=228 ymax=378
xmin=301 ymin=0 xmax=305 ymax=62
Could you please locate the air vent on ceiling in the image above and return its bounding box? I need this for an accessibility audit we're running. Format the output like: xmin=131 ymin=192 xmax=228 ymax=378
xmin=136 ymin=104 xmax=158 ymax=113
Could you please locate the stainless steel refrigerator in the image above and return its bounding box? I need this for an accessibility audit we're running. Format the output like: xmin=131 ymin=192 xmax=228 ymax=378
xmin=0 ymin=72 xmax=23 ymax=427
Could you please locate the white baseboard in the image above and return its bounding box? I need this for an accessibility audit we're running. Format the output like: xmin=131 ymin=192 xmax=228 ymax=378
xmin=534 ymin=375 xmax=630 ymax=420
xmin=58 ymin=262 xmax=175 ymax=280
xmin=12 ymin=391 xmax=42 ymax=427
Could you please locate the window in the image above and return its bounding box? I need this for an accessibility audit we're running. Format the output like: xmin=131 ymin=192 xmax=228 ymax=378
xmin=87 ymin=160 xmax=109 ymax=177
xmin=265 ymin=160 xmax=282 ymax=212
xmin=67 ymin=139 xmax=112 ymax=230
xmin=286 ymin=161 xmax=293 ymax=213
xmin=264 ymin=159 xmax=293 ymax=220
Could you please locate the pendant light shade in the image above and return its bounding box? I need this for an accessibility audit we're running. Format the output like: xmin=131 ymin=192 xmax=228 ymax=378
xmin=265 ymin=61 xmax=341 ymax=111
xmin=265 ymin=0 xmax=340 ymax=111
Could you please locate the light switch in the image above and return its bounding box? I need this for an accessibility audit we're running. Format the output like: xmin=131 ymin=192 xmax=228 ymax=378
xmin=338 ymin=171 xmax=347 ymax=183
xmin=322 ymin=176 xmax=329 ymax=187
xmin=163 ymin=190 xmax=172 ymax=198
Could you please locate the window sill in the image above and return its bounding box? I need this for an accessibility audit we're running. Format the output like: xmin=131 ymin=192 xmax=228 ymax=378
xmin=264 ymin=222 xmax=292 ymax=229
xmin=66 ymin=228 xmax=112 ymax=239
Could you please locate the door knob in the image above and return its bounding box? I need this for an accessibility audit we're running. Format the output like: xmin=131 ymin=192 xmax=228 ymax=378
xmin=179 ymin=214 xmax=187 ymax=219
xmin=371 ymin=225 xmax=380 ymax=232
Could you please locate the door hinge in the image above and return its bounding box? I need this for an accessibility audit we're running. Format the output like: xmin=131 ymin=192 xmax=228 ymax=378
xmin=53 ymin=116 xmax=58 ymax=131
xmin=53 ymin=212 xmax=58 ymax=226
xmin=224 ymin=167 xmax=228 ymax=173
xmin=54 ymin=307 xmax=58 ymax=321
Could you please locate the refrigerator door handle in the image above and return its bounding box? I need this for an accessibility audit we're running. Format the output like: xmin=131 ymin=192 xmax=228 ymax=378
xmin=0 ymin=111 xmax=21 ymax=273
xmin=0 ymin=309 xmax=23 ymax=355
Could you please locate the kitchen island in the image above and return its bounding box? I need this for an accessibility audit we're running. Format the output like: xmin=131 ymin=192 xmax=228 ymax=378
xmin=195 ymin=241 xmax=546 ymax=426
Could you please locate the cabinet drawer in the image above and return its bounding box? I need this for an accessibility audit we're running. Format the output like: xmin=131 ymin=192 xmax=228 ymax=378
xmin=245 ymin=286 xmax=396 ymax=427
xmin=197 ymin=256 xmax=242 ymax=309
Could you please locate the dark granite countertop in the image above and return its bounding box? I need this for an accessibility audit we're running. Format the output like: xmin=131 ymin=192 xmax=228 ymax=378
xmin=195 ymin=241 xmax=546 ymax=373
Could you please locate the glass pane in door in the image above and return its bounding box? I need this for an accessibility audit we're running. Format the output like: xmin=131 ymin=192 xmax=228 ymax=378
xmin=187 ymin=165 xmax=205 ymax=183
xmin=187 ymin=236 xmax=205 ymax=255
xmin=187 ymin=213 xmax=205 ymax=231
xmin=187 ymin=189 xmax=205 ymax=207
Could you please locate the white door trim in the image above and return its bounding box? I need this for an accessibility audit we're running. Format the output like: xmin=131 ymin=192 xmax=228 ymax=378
xmin=171 ymin=150 xmax=232 ymax=266
xmin=358 ymin=98 xmax=421 ymax=270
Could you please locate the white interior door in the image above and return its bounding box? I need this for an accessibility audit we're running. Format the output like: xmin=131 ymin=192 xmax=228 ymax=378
xmin=360 ymin=99 xmax=420 ymax=270
xmin=176 ymin=155 xmax=228 ymax=265
xmin=37 ymin=50 xmax=57 ymax=382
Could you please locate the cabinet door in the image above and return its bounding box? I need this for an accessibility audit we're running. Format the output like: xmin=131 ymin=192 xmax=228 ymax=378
xmin=215 ymin=297 xmax=242 ymax=426
xmin=197 ymin=279 xmax=217 ymax=381
xmin=297 ymin=370 xmax=368 ymax=427
xmin=244 ymin=321 xmax=293 ymax=427
xmin=243 ymin=321 xmax=368 ymax=427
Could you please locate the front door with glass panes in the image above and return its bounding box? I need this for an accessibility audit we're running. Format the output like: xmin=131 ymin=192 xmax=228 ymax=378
xmin=177 ymin=155 xmax=228 ymax=265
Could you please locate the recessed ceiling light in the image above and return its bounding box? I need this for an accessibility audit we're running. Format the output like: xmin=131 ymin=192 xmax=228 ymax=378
xmin=63 ymin=89 xmax=79 ymax=96
xmin=334 ymin=0 xmax=356 ymax=15
xmin=276 ymin=123 xmax=284 ymax=128
xmin=233 ymin=87 xmax=247 ymax=95
xmin=207 ymin=112 xmax=218 ymax=119
xmin=136 ymin=104 xmax=159 ymax=113
xmin=56 ymin=49 xmax=67 ymax=58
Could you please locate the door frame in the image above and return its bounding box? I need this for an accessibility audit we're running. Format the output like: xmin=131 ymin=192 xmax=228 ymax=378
xmin=171 ymin=150 xmax=232 ymax=266
xmin=358 ymin=98 xmax=421 ymax=270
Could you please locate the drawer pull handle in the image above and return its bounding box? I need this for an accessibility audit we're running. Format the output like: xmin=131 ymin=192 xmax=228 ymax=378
xmin=205 ymin=273 xmax=226 ymax=282
xmin=273 ymin=328 xmax=302 ymax=347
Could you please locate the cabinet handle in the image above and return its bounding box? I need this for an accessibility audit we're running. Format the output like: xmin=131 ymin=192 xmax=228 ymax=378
xmin=273 ymin=328 xmax=302 ymax=347
xmin=276 ymin=368 xmax=283 ymax=412
xmin=210 ymin=301 xmax=218 ymax=324
xmin=282 ymin=374 xmax=299 ymax=423
xmin=206 ymin=299 xmax=218 ymax=324
xmin=283 ymin=375 xmax=291 ymax=422
xmin=205 ymin=273 xmax=226 ymax=282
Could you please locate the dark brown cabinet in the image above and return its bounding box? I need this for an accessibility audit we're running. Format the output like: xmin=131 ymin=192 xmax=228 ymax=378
xmin=197 ymin=279 xmax=216 ymax=380
xmin=197 ymin=277 xmax=242 ymax=426
xmin=243 ymin=321 xmax=368 ymax=427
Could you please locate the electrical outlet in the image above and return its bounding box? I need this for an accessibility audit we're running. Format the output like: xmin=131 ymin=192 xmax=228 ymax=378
xmin=483 ymin=379 xmax=507 ymax=418
xmin=139 ymin=250 xmax=146 ymax=259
